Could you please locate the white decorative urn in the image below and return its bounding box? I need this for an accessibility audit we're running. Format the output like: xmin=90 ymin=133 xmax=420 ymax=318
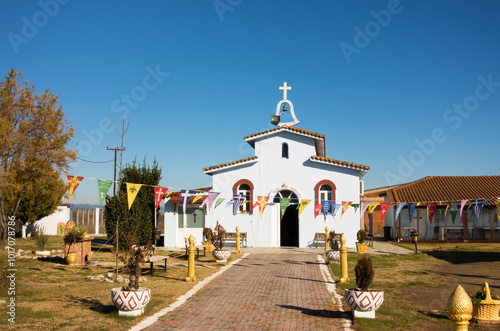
xmin=111 ymin=287 xmax=151 ymax=316
xmin=212 ymin=249 xmax=230 ymax=262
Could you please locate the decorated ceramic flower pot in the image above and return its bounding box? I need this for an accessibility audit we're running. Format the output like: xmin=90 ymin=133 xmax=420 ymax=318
xmin=212 ymin=249 xmax=230 ymax=262
xmin=325 ymin=250 xmax=340 ymax=262
xmin=344 ymin=289 xmax=384 ymax=313
xmin=111 ymin=287 xmax=151 ymax=316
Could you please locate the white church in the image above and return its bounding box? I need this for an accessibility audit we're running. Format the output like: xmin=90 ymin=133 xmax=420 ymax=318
xmin=163 ymin=83 xmax=369 ymax=248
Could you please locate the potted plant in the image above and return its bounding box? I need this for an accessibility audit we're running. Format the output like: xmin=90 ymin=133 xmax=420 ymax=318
xmin=344 ymin=256 xmax=384 ymax=318
xmin=63 ymin=226 xmax=87 ymax=266
xmin=210 ymin=221 xmax=230 ymax=262
xmin=356 ymin=229 xmax=368 ymax=254
xmin=325 ymin=230 xmax=340 ymax=262
xmin=202 ymin=227 xmax=214 ymax=253
xmin=470 ymin=282 xmax=500 ymax=323
xmin=111 ymin=235 xmax=153 ymax=317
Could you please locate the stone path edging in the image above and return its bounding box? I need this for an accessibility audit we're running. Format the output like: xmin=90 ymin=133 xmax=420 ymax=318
xmin=317 ymin=255 xmax=353 ymax=330
xmin=130 ymin=253 xmax=250 ymax=331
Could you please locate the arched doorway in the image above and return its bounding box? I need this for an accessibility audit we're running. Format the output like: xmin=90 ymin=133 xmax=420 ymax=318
xmin=274 ymin=190 xmax=299 ymax=247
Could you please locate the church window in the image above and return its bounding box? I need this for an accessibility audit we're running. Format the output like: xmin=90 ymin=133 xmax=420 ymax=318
xmin=233 ymin=179 xmax=254 ymax=214
xmin=315 ymin=180 xmax=337 ymax=206
xmin=281 ymin=143 xmax=289 ymax=159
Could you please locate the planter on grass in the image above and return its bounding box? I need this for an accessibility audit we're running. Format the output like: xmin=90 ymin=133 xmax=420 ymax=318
xmin=111 ymin=287 xmax=151 ymax=316
xmin=325 ymin=249 xmax=340 ymax=262
xmin=344 ymin=289 xmax=384 ymax=316
xmin=212 ymin=249 xmax=230 ymax=262
xmin=472 ymin=282 xmax=500 ymax=324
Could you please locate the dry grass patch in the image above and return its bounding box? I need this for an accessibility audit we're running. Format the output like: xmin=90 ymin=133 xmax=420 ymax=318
xmin=0 ymin=236 xmax=241 ymax=330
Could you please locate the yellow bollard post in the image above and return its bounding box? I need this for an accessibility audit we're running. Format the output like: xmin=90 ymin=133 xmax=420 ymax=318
xmin=324 ymin=226 xmax=329 ymax=255
xmin=447 ymin=284 xmax=472 ymax=331
xmin=185 ymin=235 xmax=197 ymax=282
xmin=340 ymin=233 xmax=349 ymax=283
xmin=236 ymin=226 xmax=241 ymax=254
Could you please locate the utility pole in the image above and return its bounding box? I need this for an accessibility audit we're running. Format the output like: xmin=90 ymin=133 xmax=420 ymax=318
xmin=107 ymin=146 xmax=125 ymax=196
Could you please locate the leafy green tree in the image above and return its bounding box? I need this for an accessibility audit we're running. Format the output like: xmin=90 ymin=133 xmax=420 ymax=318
xmin=0 ymin=69 xmax=76 ymax=244
xmin=104 ymin=157 xmax=162 ymax=250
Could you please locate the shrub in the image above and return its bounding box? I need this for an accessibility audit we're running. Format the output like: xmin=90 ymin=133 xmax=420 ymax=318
xmin=34 ymin=225 xmax=49 ymax=251
xmin=328 ymin=230 xmax=339 ymax=251
xmin=203 ymin=228 xmax=213 ymax=243
xmin=355 ymin=255 xmax=374 ymax=291
xmin=210 ymin=221 xmax=226 ymax=250
xmin=119 ymin=234 xmax=152 ymax=291
xmin=357 ymin=229 xmax=368 ymax=244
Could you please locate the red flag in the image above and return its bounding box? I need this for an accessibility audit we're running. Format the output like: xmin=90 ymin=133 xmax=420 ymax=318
xmin=252 ymin=196 xmax=269 ymax=218
xmin=380 ymin=202 xmax=391 ymax=221
xmin=154 ymin=186 xmax=169 ymax=210
xmin=427 ymin=202 xmax=438 ymax=224
xmin=67 ymin=175 xmax=84 ymax=199
xmin=314 ymin=203 xmax=322 ymax=219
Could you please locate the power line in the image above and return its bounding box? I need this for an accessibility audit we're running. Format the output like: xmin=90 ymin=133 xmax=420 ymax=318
xmin=78 ymin=158 xmax=114 ymax=164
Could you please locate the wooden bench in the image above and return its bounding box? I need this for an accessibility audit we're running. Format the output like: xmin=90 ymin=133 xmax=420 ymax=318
xmin=224 ymin=232 xmax=247 ymax=247
xmin=144 ymin=255 xmax=169 ymax=276
xmin=184 ymin=238 xmax=206 ymax=260
xmin=315 ymin=232 xmax=326 ymax=248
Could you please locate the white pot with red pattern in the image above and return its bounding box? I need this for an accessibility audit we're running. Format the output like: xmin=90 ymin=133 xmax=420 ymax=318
xmin=111 ymin=287 xmax=151 ymax=316
xmin=212 ymin=249 xmax=231 ymax=262
xmin=344 ymin=289 xmax=384 ymax=316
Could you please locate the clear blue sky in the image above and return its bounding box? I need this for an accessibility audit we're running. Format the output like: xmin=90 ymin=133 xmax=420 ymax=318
xmin=1 ymin=0 xmax=500 ymax=205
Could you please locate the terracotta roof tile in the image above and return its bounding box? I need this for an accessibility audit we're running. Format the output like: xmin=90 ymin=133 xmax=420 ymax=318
xmin=310 ymin=155 xmax=370 ymax=171
xmin=385 ymin=176 xmax=500 ymax=203
xmin=203 ymin=156 xmax=258 ymax=173
xmin=244 ymin=125 xmax=325 ymax=140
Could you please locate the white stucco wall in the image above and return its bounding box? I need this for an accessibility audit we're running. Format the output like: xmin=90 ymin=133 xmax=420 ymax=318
xmin=34 ymin=205 xmax=71 ymax=235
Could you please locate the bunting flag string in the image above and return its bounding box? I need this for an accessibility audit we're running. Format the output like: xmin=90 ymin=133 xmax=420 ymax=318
xmin=314 ymin=203 xmax=322 ymax=219
xmin=67 ymin=175 xmax=84 ymax=199
xmin=496 ymin=198 xmax=500 ymax=222
xmin=154 ymin=186 xmax=169 ymax=211
xmin=181 ymin=189 xmax=194 ymax=214
xmin=460 ymin=200 xmax=468 ymax=217
xmin=253 ymin=196 xmax=270 ymax=218
xmin=368 ymin=203 xmax=379 ymax=214
xmin=126 ymin=183 xmax=142 ymax=210
xmin=427 ymin=202 xmax=438 ymax=224
xmin=340 ymin=201 xmax=352 ymax=220
xmin=448 ymin=202 xmax=459 ymax=223
xmin=407 ymin=203 xmax=417 ymax=225
xmin=321 ymin=200 xmax=332 ymax=221
xmin=395 ymin=202 xmax=407 ymax=223
xmin=214 ymin=198 xmax=225 ymax=209
xmin=280 ymin=198 xmax=292 ymax=219
xmin=97 ymin=179 xmax=113 ymax=205
xmin=380 ymin=202 xmax=391 ymax=221
xmin=332 ymin=203 xmax=341 ymax=219
xmin=360 ymin=202 xmax=371 ymax=219
xmin=298 ymin=199 xmax=311 ymax=217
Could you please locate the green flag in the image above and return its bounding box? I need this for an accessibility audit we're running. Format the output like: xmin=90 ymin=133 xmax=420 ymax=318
xmin=280 ymin=198 xmax=291 ymax=219
xmin=97 ymin=179 xmax=113 ymax=205
xmin=215 ymin=198 xmax=225 ymax=209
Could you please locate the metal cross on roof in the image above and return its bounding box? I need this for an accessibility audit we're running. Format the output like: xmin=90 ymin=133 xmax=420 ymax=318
xmin=279 ymin=82 xmax=291 ymax=100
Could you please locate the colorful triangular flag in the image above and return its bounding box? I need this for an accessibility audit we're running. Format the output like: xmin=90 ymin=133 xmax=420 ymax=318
xmin=126 ymin=183 xmax=142 ymax=210
xmin=214 ymin=198 xmax=225 ymax=209
xmin=67 ymin=175 xmax=84 ymax=199
xmin=280 ymin=198 xmax=292 ymax=219
xmin=181 ymin=189 xmax=194 ymax=214
xmin=154 ymin=186 xmax=169 ymax=210
xmin=314 ymin=203 xmax=322 ymax=219
xmin=395 ymin=202 xmax=407 ymax=222
xmin=321 ymin=200 xmax=332 ymax=221
xmin=332 ymin=203 xmax=342 ymax=219
xmin=97 ymin=179 xmax=113 ymax=205
xmin=340 ymin=201 xmax=352 ymax=220
xmin=368 ymin=203 xmax=379 ymax=214
xmin=298 ymin=199 xmax=312 ymax=217
xmin=427 ymin=202 xmax=438 ymax=224
xmin=380 ymin=202 xmax=391 ymax=221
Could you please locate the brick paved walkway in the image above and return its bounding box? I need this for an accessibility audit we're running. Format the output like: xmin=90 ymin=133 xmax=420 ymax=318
xmin=145 ymin=253 xmax=350 ymax=330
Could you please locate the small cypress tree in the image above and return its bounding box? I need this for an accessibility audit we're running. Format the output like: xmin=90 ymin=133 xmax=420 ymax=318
xmin=354 ymin=255 xmax=374 ymax=291
xmin=104 ymin=157 xmax=161 ymax=250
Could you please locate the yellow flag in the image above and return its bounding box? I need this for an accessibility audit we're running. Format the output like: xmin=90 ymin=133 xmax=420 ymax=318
xmin=192 ymin=195 xmax=202 ymax=204
xmin=298 ymin=199 xmax=312 ymax=217
xmin=126 ymin=183 xmax=142 ymax=210
xmin=368 ymin=203 xmax=379 ymax=214
xmin=496 ymin=199 xmax=500 ymax=222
